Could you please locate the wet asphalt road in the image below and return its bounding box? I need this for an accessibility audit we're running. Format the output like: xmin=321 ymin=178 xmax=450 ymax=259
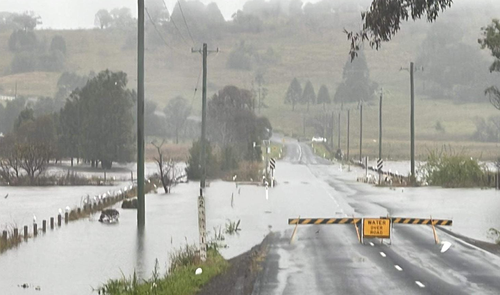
xmin=253 ymin=138 xmax=500 ymax=295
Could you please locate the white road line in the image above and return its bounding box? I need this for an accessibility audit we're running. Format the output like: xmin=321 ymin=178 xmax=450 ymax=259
xmin=380 ymin=252 xmax=386 ymax=257
xmin=369 ymin=242 xmax=374 ymax=246
xmin=394 ymin=265 xmax=403 ymax=271
xmin=415 ymin=281 xmax=425 ymax=288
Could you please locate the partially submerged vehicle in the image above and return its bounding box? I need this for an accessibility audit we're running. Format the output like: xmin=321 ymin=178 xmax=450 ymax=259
xmin=99 ymin=209 xmax=119 ymax=224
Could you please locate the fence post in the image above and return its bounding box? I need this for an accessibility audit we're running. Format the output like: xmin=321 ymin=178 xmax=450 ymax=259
xmin=42 ymin=220 xmax=47 ymax=232
xmin=24 ymin=226 xmax=28 ymax=238
xmin=33 ymin=223 xmax=38 ymax=236
xmin=57 ymin=214 xmax=62 ymax=227
xmin=2 ymin=230 xmax=7 ymax=241
xmin=13 ymin=228 xmax=18 ymax=239
xmin=50 ymin=217 xmax=54 ymax=229
xmin=65 ymin=212 xmax=69 ymax=223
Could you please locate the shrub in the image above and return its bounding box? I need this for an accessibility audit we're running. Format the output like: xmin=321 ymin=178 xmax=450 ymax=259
xmin=422 ymin=147 xmax=486 ymax=188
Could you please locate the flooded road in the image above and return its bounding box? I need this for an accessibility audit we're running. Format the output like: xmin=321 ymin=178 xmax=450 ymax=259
xmin=1 ymin=139 xmax=500 ymax=294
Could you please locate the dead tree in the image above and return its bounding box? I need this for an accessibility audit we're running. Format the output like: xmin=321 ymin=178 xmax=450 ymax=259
xmin=152 ymin=139 xmax=179 ymax=193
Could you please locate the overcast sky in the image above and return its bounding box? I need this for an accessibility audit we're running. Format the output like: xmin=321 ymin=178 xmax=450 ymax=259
xmin=0 ymin=0 xmax=326 ymax=29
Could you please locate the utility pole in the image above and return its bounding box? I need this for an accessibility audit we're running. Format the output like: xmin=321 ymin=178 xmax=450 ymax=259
xmin=400 ymin=62 xmax=422 ymax=185
xmin=378 ymin=89 xmax=383 ymax=185
xmin=347 ymin=109 xmax=350 ymax=161
xmin=337 ymin=112 xmax=341 ymax=152
xmin=410 ymin=62 xmax=415 ymax=185
xmin=331 ymin=111 xmax=335 ymax=151
xmin=137 ymin=0 xmax=145 ymax=227
xmin=359 ymin=102 xmax=363 ymax=162
xmin=192 ymin=43 xmax=218 ymax=262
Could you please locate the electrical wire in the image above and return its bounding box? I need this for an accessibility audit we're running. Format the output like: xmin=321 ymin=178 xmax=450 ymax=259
xmin=177 ymin=0 xmax=196 ymax=45
xmin=145 ymin=7 xmax=188 ymax=57
xmin=162 ymin=0 xmax=191 ymax=47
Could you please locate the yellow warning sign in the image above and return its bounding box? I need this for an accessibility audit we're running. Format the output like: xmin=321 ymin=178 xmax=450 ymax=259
xmin=363 ymin=218 xmax=390 ymax=238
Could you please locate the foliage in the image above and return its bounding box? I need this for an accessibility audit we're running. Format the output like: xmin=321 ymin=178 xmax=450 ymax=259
xmin=0 ymin=97 xmax=27 ymax=134
xmin=8 ymin=30 xmax=37 ymax=52
xmin=472 ymin=116 xmax=500 ymax=142
xmin=185 ymin=139 xmax=217 ymax=180
xmin=284 ymin=78 xmax=302 ymax=111
xmin=97 ymin=248 xmax=228 ymax=295
xmin=12 ymin=11 xmax=42 ymax=31
xmin=422 ymin=147 xmax=487 ymax=188
xmin=50 ymin=35 xmax=67 ymax=55
xmin=0 ymin=114 xmax=58 ymax=184
xmin=334 ymin=51 xmax=378 ymax=104
xmin=417 ymin=23 xmax=491 ymax=102
xmin=346 ymin=0 xmax=453 ymax=59
xmin=231 ymin=10 xmax=263 ymax=33
xmin=225 ymin=219 xmax=241 ymax=235
xmin=301 ymin=80 xmax=316 ymax=111
xmin=164 ymin=96 xmax=191 ymax=143
xmin=208 ymin=85 xmax=271 ymax=164
xmin=252 ymin=71 xmax=268 ymax=114
xmin=316 ymin=84 xmax=331 ymax=110
xmin=60 ymin=70 xmax=135 ymax=169
xmin=479 ymin=19 xmax=500 ymax=110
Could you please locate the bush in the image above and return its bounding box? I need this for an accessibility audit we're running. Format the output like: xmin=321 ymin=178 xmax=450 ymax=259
xmin=422 ymin=147 xmax=487 ymax=188
xmin=10 ymin=51 xmax=37 ymax=73
xmin=8 ymin=30 xmax=37 ymax=51
xmin=49 ymin=35 xmax=66 ymax=55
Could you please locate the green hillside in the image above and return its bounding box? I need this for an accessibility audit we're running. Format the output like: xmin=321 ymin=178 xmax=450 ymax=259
xmin=1 ymin=3 xmax=500 ymax=160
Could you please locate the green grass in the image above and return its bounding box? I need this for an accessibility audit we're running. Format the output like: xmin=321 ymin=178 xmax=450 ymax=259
xmin=311 ymin=142 xmax=332 ymax=159
xmin=97 ymin=248 xmax=228 ymax=295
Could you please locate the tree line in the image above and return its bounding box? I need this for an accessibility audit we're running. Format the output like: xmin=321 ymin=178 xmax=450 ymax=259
xmin=186 ymin=85 xmax=272 ymax=180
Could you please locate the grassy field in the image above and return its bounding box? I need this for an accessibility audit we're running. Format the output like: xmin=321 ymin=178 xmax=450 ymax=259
xmin=1 ymin=7 xmax=500 ymax=160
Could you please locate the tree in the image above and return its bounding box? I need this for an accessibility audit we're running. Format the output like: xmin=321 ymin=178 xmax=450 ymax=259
xmin=253 ymin=72 xmax=268 ymax=113
xmin=284 ymin=78 xmax=302 ymax=111
xmin=8 ymin=30 xmax=37 ymax=51
xmin=50 ymin=35 xmax=67 ymax=55
xmin=479 ymin=19 xmax=500 ymax=110
xmin=208 ymin=85 xmax=270 ymax=164
xmin=347 ymin=0 xmax=453 ymax=59
xmin=12 ymin=11 xmax=41 ymax=31
xmin=334 ymin=51 xmax=378 ymax=104
xmin=302 ymin=80 xmax=316 ymax=111
xmin=185 ymin=139 xmax=217 ymax=180
xmin=94 ymin=9 xmax=113 ymax=29
xmin=417 ymin=23 xmax=491 ymax=102
xmin=317 ymin=85 xmax=331 ymax=110
xmin=59 ymin=96 xmax=80 ymax=166
xmin=164 ymin=96 xmax=191 ymax=144
xmin=70 ymin=70 xmax=135 ymax=169
xmin=14 ymin=108 xmax=35 ymax=131
xmin=146 ymin=0 xmax=170 ymax=26
xmin=0 ymin=97 xmax=27 ymax=134
xmin=152 ymin=139 xmax=180 ymax=193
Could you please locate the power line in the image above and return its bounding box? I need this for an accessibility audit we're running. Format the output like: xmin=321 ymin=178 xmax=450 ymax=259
xmin=145 ymin=7 xmax=174 ymax=51
xmin=177 ymin=0 xmax=195 ymax=45
xmin=145 ymin=7 xmax=188 ymax=57
xmin=161 ymin=0 xmax=190 ymax=47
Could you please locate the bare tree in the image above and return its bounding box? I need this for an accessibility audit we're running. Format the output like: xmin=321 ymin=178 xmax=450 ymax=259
xmin=152 ymin=139 xmax=181 ymax=193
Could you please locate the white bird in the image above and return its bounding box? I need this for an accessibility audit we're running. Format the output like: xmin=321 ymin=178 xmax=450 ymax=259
xmin=33 ymin=214 xmax=36 ymax=224
xmin=65 ymin=206 xmax=71 ymax=212
xmin=58 ymin=208 xmax=63 ymax=215
xmin=195 ymin=268 xmax=202 ymax=275
xmin=232 ymin=175 xmax=237 ymax=181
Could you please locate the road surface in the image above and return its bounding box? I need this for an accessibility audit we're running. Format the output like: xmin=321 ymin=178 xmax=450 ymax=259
xmin=253 ymin=137 xmax=500 ymax=295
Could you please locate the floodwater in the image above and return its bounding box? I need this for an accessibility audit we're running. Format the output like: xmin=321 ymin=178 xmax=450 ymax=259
xmin=1 ymin=149 xmax=500 ymax=294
